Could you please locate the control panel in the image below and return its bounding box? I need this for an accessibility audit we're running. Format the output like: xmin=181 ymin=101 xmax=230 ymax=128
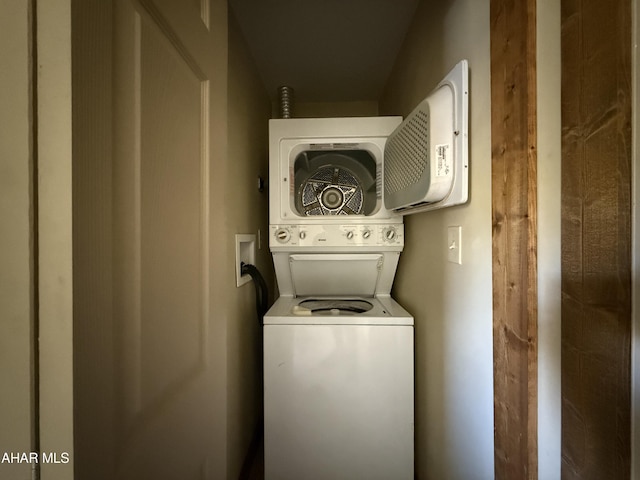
xmin=270 ymin=224 xmax=404 ymax=248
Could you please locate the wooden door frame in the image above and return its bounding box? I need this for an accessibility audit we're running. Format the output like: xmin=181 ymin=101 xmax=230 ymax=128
xmin=634 ymin=2 xmax=640 ymax=476
xmin=559 ymin=0 xmax=632 ymax=477
xmin=490 ymin=0 xmax=538 ymax=478
xmin=491 ymin=1 xmax=636 ymax=478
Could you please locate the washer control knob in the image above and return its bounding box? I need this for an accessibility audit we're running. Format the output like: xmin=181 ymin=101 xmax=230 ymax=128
xmin=275 ymin=228 xmax=290 ymax=243
xmin=362 ymin=229 xmax=371 ymax=239
xmin=299 ymin=231 xmax=306 ymax=240
xmin=384 ymin=227 xmax=397 ymax=241
xmin=346 ymin=231 xmax=354 ymax=240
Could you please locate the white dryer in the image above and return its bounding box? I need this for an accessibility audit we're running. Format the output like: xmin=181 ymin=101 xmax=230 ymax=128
xmin=263 ymin=60 xmax=469 ymax=480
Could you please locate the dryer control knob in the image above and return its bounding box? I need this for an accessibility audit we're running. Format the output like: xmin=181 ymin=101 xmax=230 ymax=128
xmin=299 ymin=231 xmax=306 ymax=240
xmin=362 ymin=229 xmax=371 ymax=239
xmin=275 ymin=228 xmax=290 ymax=243
xmin=346 ymin=231 xmax=354 ymax=240
xmin=384 ymin=227 xmax=397 ymax=241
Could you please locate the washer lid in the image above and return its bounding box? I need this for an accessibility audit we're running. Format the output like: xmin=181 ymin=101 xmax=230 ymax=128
xmin=289 ymin=253 xmax=382 ymax=297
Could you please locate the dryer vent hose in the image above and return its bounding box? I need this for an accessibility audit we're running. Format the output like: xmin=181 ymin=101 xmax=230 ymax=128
xmin=277 ymin=86 xmax=294 ymax=119
xmin=241 ymin=262 xmax=269 ymax=326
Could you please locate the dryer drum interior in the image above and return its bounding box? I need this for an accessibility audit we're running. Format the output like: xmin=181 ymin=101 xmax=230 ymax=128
xmin=293 ymin=150 xmax=379 ymax=216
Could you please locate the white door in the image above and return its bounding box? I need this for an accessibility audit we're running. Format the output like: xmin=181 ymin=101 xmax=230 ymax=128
xmin=112 ymin=0 xmax=227 ymax=478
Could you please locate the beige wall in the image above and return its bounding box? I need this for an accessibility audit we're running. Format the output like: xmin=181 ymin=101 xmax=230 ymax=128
xmin=537 ymin=0 xmax=562 ymax=478
xmin=273 ymin=100 xmax=378 ymax=118
xmin=379 ymin=1 xmax=494 ymax=478
xmin=226 ymin=12 xmax=273 ymax=479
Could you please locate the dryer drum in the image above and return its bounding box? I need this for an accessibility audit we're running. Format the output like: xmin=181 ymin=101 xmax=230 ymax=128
xmin=300 ymin=166 xmax=364 ymax=215
xmin=293 ymin=150 xmax=378 ymax=216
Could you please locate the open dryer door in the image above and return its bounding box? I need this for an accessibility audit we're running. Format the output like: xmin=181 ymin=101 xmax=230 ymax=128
xmin=384 ymin=60 xmax=469 ymax=215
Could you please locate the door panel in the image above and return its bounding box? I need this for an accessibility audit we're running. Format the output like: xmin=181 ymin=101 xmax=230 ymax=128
xmin=138 ymin=8 xmax=208 ymax=411
xmin=112 ymin=0 xmax=221 ymax=477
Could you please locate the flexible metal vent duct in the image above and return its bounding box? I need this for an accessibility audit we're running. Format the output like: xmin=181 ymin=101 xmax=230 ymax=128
xmin=277 ymin=86 xmax=294 ymax=119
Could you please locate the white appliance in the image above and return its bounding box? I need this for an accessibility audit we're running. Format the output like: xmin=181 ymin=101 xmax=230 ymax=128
xmin=263 ymin=61 xmax=468 ymax=480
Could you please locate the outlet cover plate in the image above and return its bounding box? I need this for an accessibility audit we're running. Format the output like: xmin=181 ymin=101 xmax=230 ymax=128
xmin=236 ymin=234 xmax=256 ymax=287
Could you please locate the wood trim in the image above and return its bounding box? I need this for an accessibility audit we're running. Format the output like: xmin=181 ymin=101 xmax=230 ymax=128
xmin=490 ymin=0 xmax=538 ymax=478
xmin=560 ymin=0 xmax=632 ymax=477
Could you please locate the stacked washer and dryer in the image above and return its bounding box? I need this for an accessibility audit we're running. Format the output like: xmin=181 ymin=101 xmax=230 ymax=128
xmin=263 ymin=61 xmax=468 ymax=480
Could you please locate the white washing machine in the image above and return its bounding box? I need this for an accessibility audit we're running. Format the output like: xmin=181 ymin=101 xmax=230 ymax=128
xmin=264 ymin=61 xmax=469 ymax=480
xmin=264 ymin=295 xmax=414 ymax=480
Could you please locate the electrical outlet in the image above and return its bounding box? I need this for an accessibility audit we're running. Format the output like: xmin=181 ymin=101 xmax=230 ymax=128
xmin=447 ymin=226 xmax=462 ymax=264
xmin=235 ymin=234 xmax=256 ymax=287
